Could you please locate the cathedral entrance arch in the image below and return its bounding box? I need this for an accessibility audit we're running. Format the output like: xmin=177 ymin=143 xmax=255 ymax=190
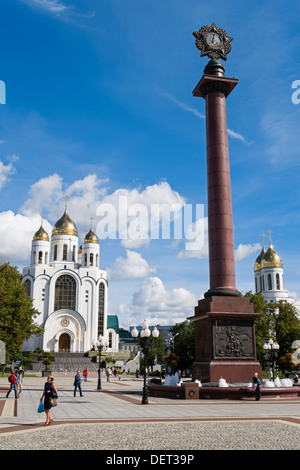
xmin=59 ymin=333 xmax=71 ymax=352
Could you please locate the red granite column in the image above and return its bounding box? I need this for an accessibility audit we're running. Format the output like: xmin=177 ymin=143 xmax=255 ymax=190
xmin=206 ymin=91 xmax=236 ymax=293
xmin=193 ymin=73 xmax=240 ymax=297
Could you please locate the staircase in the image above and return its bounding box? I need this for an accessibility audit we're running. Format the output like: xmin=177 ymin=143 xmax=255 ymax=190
xmin=31 ymin=353 xmax=100 ymax=373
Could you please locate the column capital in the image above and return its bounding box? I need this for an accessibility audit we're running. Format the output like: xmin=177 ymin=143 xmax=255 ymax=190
xmin=193 ymin=74 xmax=238 ymax=99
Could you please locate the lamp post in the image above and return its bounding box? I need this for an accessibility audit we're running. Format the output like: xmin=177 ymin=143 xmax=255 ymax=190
xmin=166 ymin=332 xmax=179 ymax=373
xmin=131 ymin=320 xmax=159 ymax=404
xmin=263 ymin=338 xmax=279 ymax=380
xmin=93 ymin=335 xmax=109 ymax=390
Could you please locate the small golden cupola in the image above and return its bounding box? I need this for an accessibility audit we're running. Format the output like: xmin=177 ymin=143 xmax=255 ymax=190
xmin=261 ymin=230 xmax=283 ymax=269
xmin=83 ymin=217 xmax=99 ymax=245
xmin=254 ymin=233 xmax=266 ymax=272
xmin=33 ymin=217 xmax=50 ymax=242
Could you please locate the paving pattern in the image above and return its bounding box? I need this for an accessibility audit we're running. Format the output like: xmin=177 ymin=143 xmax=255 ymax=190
xmin=1 ymin=373 xmax=300 ymax=451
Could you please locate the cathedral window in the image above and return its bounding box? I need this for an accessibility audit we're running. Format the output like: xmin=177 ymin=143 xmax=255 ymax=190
xmin=84 ymin=253 xmax=87 ymax=266
xmin=38 ymin=251 xmax=43 ymax=264
xmin=24 ymin=279 xmax=31 ymax=297
xmin=72 ymin=245 xmax=76 ymax=261
xmin=54 ymin=275 xmax=76 ymax=311
xmin=109 ymin=332 xmax=112 ymax=348
xmin=268 ymin=274 xmax=272 ymax=291
xmin=90 ymin=253 xmax=94 ymax=266
xmin=63 ymin=244 xmax=68 ymax=261
xmin=98 ymin=283 xmax=105 ymax=337
xmin=276 ymin=273 xmax=280 ymax=290
xmin=54 ymin=245 xmax=57 ymax=261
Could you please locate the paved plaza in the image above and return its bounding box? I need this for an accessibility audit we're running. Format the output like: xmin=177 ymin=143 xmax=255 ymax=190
xmin=1 ymin=372 xmax=300 ymax=451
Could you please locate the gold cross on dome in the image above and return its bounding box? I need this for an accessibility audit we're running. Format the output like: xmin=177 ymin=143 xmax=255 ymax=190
xmin=63 ymin=195 xmax=70 ymax=209
xmin=40 ymin=214 xmax=45 ymax=226
xmin=267 ymin=229 xmax=272 ymax=245
xmin=259 ymin=232 xmax=265 ymax=247
xmin=90 ymin=216 xmax=95 ymax=229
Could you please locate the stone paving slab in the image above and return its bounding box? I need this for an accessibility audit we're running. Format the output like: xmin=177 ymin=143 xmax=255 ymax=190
xmin=1 ymin=374 xmax=300 ymax=451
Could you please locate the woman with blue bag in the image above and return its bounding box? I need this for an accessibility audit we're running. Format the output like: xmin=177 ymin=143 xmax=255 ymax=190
xmin=40 ymin=375 xmax=58 ymax=426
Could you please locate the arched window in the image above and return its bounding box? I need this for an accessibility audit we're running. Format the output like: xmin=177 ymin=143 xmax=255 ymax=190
xmin=24 ymin=279 xmax=31 ymax=297
xmin=38 ymin=251 xmax=43 ymax=264
xmin=90 ymin=253 xmax=94 ymax=266
xmin=98 ymin=283 xmax=105 ymax=337
xmin=276 ymin=273 xmax=280 ymax=290
xmin=109 ymin=332 xmax=112 ymax=349
xmin=63 ymin=244 xmax=68 ymax=261
xmin=72 ymin=245 xmax=76 ymax=262
xmin=268 ymin=274 xmax=272 ymax=290
xmin=84 ymin=253 xmax=87 ymax=266
xmin=54 ymin=245 xmax=57 ymax=261
xmin=54 ymin=275 xmax=76 ymax=311
xmin=255 ymin=278 xmax=258 ymax=293
xmin=96 ymin=254 xmax=99 ymax=267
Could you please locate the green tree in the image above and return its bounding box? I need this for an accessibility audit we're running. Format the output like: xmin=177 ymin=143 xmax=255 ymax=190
xmin=0 ymin=263 xmax=44 ymax=363
xmin=171 ymin=321 xmax=195 ymax=371
xmin=245 ymin=292 xmax=300 ymax=370
xmin=140 ymin=332 xmax=165 ymax=371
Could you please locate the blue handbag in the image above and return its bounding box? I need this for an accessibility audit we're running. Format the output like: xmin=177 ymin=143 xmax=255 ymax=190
xmin=38 ymin=401 xmax=44 ymax=413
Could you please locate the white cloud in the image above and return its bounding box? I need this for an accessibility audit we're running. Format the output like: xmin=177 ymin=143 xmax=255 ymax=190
xmin=125 ymin=276 xmax=197 ymax=325
xmin=96 ymin=181 xmax=186 ymax=244
xmin=1 ymin=173 xmax=187 ymax=265
xmin=234 ymin=243 xmax=261 ymax=261
xmin=107 ymin=249 xmax=156 ymax=281
xmin=0 ymin=211 xmax=52 ymax=264
xmin=0 ymin=160 xmax=16 ymax=190
xmin=21 ymin=173 xmax=63 ymax=217
xmin=22 ymin=0 xmax=69 ymax=14
xmin=177 ymin=217 xmax=208 ymax=259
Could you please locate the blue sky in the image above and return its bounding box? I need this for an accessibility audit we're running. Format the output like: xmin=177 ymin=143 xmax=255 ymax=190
xmin=0 ymin=0 xmax=300 ymax=328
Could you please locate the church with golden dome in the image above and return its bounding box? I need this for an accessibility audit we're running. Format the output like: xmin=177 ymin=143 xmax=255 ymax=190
xmin=22 ymin=201 xmax=119 ymax=354
xmin=254 ymin=230 xmax=294 ymax=305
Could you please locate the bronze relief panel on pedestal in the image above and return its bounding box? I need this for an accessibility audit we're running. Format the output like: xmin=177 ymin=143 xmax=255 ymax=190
xmin=212 ymin=320 xmax=255 ymax=359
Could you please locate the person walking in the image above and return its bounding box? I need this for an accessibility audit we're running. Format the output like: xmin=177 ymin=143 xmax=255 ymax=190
xmin=74 ymin=369 xmax=83 ymax=397
xmin=6 ymin=370 xmax=18 ymax=399
xmin=16 ymin=370 xmax=23 ymax=398
xmin=40 ymin=375 xmax=57 ymax=426
xmin=106 ymin=367 xmax=112 ymax=382
xmin=252 ymin=372 xmax=261 ymax=401
xmin=83 ymin=368 xmax=88 ymax=383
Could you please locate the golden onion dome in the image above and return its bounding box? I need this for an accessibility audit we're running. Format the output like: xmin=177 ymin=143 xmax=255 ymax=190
xmin=83 ymin=228 xmax=99 ymax=244
xmin=33 ymin=224 xmax=50 ymax=242
xmin=254 ymin=233 xmax=265 ymax=272
xmin=52 ymin=209 xmax=78 ymax=237
xmin=254 ymin=246 xmax=265 ymax=272
xmin=261 ymin=243 xmax=282 ymax=269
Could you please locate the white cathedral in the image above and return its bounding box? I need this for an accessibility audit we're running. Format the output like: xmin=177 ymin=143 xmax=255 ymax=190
xmin=254 ymin=231 xmax=294 ymax=305
xmin=22 ymin=203 xmax=119 ymax=354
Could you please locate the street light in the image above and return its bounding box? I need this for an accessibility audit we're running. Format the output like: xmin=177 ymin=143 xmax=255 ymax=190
xmin=131 ymin=320 xmax=160 ymax=404
xmin=93 ymin=335 xmax=109 ymax=390
xmin=263 ymin=338 xmax=280 ymax=380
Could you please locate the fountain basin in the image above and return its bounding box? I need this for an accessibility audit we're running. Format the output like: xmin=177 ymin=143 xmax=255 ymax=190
xmin=147 ymin=382 xmax=300 ymax=400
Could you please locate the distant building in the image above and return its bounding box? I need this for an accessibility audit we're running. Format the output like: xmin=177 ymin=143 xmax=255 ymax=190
xmin=254 ymin=231 xmax=294 ymax=305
